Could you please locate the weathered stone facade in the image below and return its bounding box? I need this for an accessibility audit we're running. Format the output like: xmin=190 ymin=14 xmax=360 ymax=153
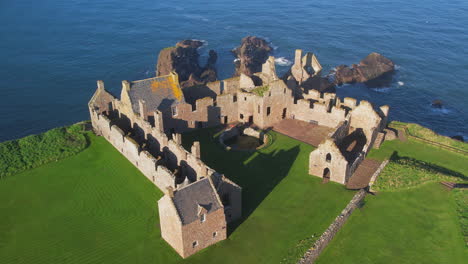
xmin=88 ymin=48 xmax=388 ymax=258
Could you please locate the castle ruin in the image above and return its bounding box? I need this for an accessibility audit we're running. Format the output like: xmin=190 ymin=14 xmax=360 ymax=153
xmin=88 ymin=48 xmax=389 ymax=258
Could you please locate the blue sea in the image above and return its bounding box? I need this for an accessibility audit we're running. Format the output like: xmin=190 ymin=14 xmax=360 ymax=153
xmin=0 ymin=0 xmax=467 ymax=142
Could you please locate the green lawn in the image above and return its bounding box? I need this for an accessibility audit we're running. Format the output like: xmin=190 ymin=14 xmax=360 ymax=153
xmin=367 ymin=139 xmax=468 ymax=176
xmin=317 ymin=138 xmax=468 ymax=264
xmin=316 ymin=183 xmax=467 ymax=264
xmin=0 ymin=129 xmax=354 ymax=264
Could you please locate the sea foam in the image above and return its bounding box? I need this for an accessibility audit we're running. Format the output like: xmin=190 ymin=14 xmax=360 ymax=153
xmin=274 ymin=57 xmax=292 ymax=66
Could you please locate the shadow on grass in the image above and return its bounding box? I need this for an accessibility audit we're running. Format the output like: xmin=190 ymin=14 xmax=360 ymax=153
xmin=182 ymin=127 xmax=301 ymax=235
xmin=390 ymin=151 xmax=468 ymax=182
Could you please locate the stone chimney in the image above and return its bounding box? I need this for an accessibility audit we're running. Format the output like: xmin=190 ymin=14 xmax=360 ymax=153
xmin=173 ymin=133 xmax=182 ymax=145
xmin=122 ymin=80 xmax=131 ymax=91
xmin=97 ymin=80 xmax=105 ymax=90
xmin=153 ymin=110 xmax=164 ymax=132
xmin=191 ymin=141 xmax=201 ymax=159
xmin=139 ymin=100 xmax=147 ymax=120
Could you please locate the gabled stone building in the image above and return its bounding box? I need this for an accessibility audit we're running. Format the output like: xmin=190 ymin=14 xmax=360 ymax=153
xmin=158 ymin=178 xmax=227 ymax=258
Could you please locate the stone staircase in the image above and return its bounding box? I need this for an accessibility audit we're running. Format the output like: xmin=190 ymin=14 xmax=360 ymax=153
xmin=440 ymin=182 xmax=468 ymax=190
xmin=397 ymin=129 xmax=407 ymax=142
xmin=346 ymin=159 xmax=382 ymax=190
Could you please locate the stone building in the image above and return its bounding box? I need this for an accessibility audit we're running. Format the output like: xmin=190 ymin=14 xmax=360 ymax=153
xmin=88 ymin=48 xmax=388 ymax=258
xmin=158 ymin=178 xmax=227 ymax=258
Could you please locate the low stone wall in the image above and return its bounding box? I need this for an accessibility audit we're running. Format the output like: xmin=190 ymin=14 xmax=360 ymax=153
xmin=297 ymin=189 xmax=367 ymax=264
xmin=369 ymin=159 xmax=389 ymax=192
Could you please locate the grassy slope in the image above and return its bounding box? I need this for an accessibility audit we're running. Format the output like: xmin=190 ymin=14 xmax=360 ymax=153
xmin=316 ymin=183 xmax=467 ymax=264
xmin=317 ymin=139 xmax=468 ymax=264
xmin=367 ymin=139 xmax=468 ymax=176
xmin=0 ymin=130 xmax=354 ymax=264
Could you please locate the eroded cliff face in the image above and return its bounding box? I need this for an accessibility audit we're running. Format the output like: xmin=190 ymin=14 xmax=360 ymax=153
xmin=334 ymin=52 xmax=395 ymax=87
xmin=156 ymin=40 xmax=218 ymax=88
xmin=232 ymin=36 xmax=273 ymax=76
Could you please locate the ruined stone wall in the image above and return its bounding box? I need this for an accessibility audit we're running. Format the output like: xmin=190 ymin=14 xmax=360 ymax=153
xmin=254 ymin=80 xmax=294 ymax=128
xmin=91 ymin=110 xmax=178 ymax=191
xmin=216 ymin=176 xmax=242 ymax=223
xmin=349 ymin=101 xmax=382 ymax=144
xmin=222 ymin=77 xmax=241 ymax=94
xmin=298 ymin=189 xmax=367 ymax=264
xmin=329 ymin=120 xmax=350 ymax=143
xmin=181 ymin=208 xmax=227 ymax=258
xmin=237 ymin=91 xmax=256 ymax=123
xmin=292 ymin=99 xmax=347 ymax=128
xmin=309 ymin=140 xmax=349 ymax=184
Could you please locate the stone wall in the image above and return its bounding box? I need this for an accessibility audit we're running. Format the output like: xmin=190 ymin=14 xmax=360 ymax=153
xmin=181 ymin=207 xmax=227 ymax=258
xmin=368 ymin=159 xmax=389 ymax=192
xmin=298 ymin=189 xmax=367 ymax=264
xmin=309 ymin=139 xmax=349 ymax=184
xmin=91 ymin=110 xmax=177 ymax=191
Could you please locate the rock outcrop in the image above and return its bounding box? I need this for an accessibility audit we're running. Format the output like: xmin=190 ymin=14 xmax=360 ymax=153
xmin=451 ymin=135 xmax=465 ymax=142
xmin=232 ymin=36 xmax=273 ymax=76
xmin=156 ymin=40 xmax=218 ymax=88
xmin=431 ymin=99 xmax=443 ymax=109
xmin=334 ymin=53 xmax=395 ymax=87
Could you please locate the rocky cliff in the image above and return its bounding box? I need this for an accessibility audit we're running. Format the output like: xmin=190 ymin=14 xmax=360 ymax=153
xmin=232 ymin=36 xmax=273 ymax=76
xmin=156 ymin=40 xmax=217 ymax=88
xmin=334 ymin=52 xmax=395 ymax=87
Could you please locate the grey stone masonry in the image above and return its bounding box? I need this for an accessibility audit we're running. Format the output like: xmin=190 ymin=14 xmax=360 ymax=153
xmin=297 ymin=189 xmax=367 ymax=264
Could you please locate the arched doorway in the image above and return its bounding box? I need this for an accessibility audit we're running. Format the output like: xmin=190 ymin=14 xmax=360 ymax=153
xmin=323 ymin=168 xmax=330 ymax=183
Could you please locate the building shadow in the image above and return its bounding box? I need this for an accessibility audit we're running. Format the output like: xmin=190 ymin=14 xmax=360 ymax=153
xmin=181 ymin=128 xmax=300 ymax=235
xmin=390 ymin=151 xmax=467 ymax=181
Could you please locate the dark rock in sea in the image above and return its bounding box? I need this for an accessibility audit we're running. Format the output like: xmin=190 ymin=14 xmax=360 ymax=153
xmin=232 ymin=36 xmax=273 ymax=76
xmin=451 ymin=135 xmax=465 ymax=142
xmin=431 ymin=99 xmax=443 ymax=109
xmin=156 ymin=40 xmax=218 ymax=88
xmin=301 ymin=75 xmax=336 ymax=93
xmin=334 ymin=52 xmax=395 ymax=87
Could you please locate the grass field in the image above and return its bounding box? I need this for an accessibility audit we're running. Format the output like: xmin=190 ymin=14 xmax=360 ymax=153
xmin=0 ymin=129 xmax=354 ymax=264
xmin=316 ymin=183 xmax=467 ymax=264
xmin=316 ymin=138 xmax=468 ymax=263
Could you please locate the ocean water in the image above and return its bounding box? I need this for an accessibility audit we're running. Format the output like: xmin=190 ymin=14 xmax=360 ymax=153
xmin=0 ymin=0 xmax=467 ymax=142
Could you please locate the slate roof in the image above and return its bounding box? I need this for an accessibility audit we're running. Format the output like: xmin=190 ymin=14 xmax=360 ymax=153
xmin=128 ymin=75 xmax=185 ymax=114
xmin=172 ymin=178 xmax=222 ymax=225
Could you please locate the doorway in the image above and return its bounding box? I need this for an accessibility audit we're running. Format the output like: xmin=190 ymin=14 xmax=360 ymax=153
xmin=323 ymin=168 xmax=330 ymax=183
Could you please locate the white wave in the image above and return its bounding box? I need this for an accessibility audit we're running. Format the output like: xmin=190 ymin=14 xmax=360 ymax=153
xmin=372 ymin=87 xmax=391 ymax=93
xmin=431 ymin=107 xmax=451 ymax=114
xmin=233 ymin=58 xmax=240 ymax=63
xmin=274 ymin=57 xmax=292 ymax=66
xmin=398 ymin=81 xmax=404 ymax=86
xmin=394 ymin=64 xmax=401 ymax=70
xmin=183 ymin=14 xmax=209 ymax=22
xmin=191 ymin=39 xmax=208 ymax=49
xmin=270 ymin=42 xmax=279 ymax=50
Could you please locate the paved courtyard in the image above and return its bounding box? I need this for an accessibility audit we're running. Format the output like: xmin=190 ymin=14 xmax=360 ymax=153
xmin=272 ymin=119 xmax=334 ymax=147
xmin=346 ymin=159 xmax=382 ymax=190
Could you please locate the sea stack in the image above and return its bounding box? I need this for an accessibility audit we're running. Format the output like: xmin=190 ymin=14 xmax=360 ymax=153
xmin=334 ymin=52 xmax=395 ymax=87
xmin=156 ymin=40 xmax=218 ymax=88
xmin=232 ymin=36 xmax=273 ymax=76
